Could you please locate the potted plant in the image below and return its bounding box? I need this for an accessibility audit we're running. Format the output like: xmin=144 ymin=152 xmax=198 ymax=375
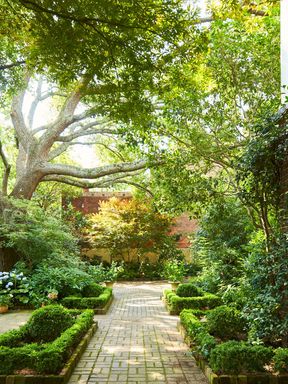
xmin=163 ymin=259 xmax=185 ymax=290
xmin=0 ymin=294 xmax=11 ymax=313
xmin=103 ymin=262 xmax=123 ymax=288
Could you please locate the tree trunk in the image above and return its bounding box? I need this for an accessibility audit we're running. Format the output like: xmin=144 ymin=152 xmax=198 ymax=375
xmin=10 ymin=170 xmax=44 ymax=199
xmin=0 ymin=247 xmax=19 ymax=271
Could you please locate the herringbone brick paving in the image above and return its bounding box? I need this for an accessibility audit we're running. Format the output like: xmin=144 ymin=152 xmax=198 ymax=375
xmin=68 ymin=281 xmax=207 ymax=384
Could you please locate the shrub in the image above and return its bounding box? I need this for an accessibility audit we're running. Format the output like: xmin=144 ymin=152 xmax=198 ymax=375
xmin=206 ymin=305 xmax=247 ymax=340
xmin=273 ymin=348 xmax=288 ymax=373
xmin=0 ymin=309 xmax=94 ymax=375
xmin=191 ymin=199 xmax=252 ymax=292
xmin=176 ymin=283 xmax=203 ymax=298
xmin=195 ymin=331 xmax=217 ymax=359
xmin=103 ymin=261 xmax=124 ymax=282
xmin=1 ymin=200 xmax=80 ymax=268
xmin=180 ymin=309 xmax=205 ymax=339
xmin=30 ymin=264 xmax=93 ymax=302
xmin=209 ymin=341 xmax=273 ymax=374
xmin=87 ymin=263 xmax=106 ymax=283
xmin=162 ymin=259 xmax=185 ymax=282
xmin=0 ymin=327 xmax=29 ymax=347
xmin=61 ymin=288 xmax=112 ymax=309
xmin=26 ymin=305 xmax=74 ymax=342
xmin=180 ymin=309 xmax=217 ymax=359
xmin=164 ymin=290 xmax=222 ymax=315
xmin=82 ymin=283 xmax=104 ymax=297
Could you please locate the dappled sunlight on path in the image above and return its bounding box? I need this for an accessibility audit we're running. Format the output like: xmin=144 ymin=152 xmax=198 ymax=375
xmin=69 ymin=281 xmax=207 ymax=384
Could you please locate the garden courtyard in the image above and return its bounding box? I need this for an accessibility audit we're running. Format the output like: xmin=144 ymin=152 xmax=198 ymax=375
xmin=0 ymin=282 xmax=207 ymax=384
xmin=1 ymin=0 xmax=288 ymax=383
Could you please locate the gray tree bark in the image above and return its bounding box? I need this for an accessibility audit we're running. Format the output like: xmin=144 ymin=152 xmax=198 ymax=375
xmin=5 ymin=75 xmax=152 ymax=199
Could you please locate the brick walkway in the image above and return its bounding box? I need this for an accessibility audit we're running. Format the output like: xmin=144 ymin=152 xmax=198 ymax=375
xmin=69 ymin=281 xmax=207 ymax=384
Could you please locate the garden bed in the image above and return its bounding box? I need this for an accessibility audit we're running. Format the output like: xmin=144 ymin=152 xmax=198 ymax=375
xmin=61 ymin=287 xmax=113 ymax=313
xmin=178 ymin=309 xmax=288 ymax=384
xmin=162 ymin=284 xmax=222 ymax=315
xmin=0 ymin=306 xmax=96 ymax=383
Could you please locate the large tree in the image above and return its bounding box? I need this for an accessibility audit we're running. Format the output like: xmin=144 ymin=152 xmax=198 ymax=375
xmin=138 ymin=1 xmax=281 ymax=231
xmin=4 ymin=75 xmax=155 ymax=199
xmin=0 ymin=0 xmax=198 ymax=200
xmin=0 ymin=0 xmax=194 ymax=95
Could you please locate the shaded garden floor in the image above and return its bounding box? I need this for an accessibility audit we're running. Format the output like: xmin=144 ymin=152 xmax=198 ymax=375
xmin=0 ymin=309 xmax=32 ymax=334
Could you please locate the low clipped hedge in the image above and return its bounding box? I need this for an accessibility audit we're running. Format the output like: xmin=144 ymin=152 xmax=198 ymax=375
xmin=180 ymin=308 xmax=288 ymax=377
xmin=164 ymin=289 xmax=222 ymax=315
xmin=61 ymin=287 xmax=112 ymax=309
xmin=274 ymin=348 xmax=288 ymax=373
xmin=176 ymin=283 xmax=204 ymax=298
xmin=209 ymin=341 xmax=274 ymax=375
xmin=180 ymin=309 xmax=217 ymax=359
xmin=206 ymin=305 xmax=247 ymax=340
xmin=82 ymin=283 xmax=105 ymax=297
xmin=0 ymin=306 xmax=94 ymax=375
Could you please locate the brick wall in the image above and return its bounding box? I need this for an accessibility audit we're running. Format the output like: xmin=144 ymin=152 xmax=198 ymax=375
xmin=68 ymin=191 xmax=132 ymax=215
xmin=65 ymin=190 xmax=198 ymax=249
xmin=170 ymin=214 xmax=198 ymax=249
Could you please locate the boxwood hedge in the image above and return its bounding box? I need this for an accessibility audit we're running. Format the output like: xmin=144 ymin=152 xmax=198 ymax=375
xmin=164 ymin=289 xmax=222 ymax=315
xmin=61 ymin=287 xmax=112 ymax=309
xmin=0 ymin=307 xmax=94 ymax=375
xmin=209 ymin=341 xmax=274 ymax=375
xmin=180 ymin=308 xmax=284 ymax=375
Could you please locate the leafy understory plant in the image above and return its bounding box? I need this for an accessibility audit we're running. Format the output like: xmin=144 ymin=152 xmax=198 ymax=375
xmin=0 ymin=293 xmax=11 ymax=306
xmin=0 ymin=270 xmax=30 ymax=305
xmin=104 ymin=262 xmax=124 ymax=282
xmin=163 ymin=259 xmax=185 ymax=282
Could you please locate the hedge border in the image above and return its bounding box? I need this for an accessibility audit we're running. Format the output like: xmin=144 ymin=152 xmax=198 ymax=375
xmin=0 ymin=322 xmax=97 ymax=384
xmin=93 ymin=294 xmax=113 ymax=314
xmin=162 ymin=289 xmax=222 ymax=315
xmin=178 ymin=322 xmax=288 ymax=384
xmin=61 ymin=288 xmax=113 ymax=311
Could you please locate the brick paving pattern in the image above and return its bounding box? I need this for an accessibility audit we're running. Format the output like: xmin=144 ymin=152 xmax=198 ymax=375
xmin=69 ymin=281 xmax=207 ymax=384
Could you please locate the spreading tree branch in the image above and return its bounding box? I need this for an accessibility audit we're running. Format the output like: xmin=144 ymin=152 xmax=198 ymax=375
xmin=28 ymin=78 xmax=43 ymax=129
xmin=42 ymin=170 xmax=144 ymax=189
xmin=38 ymin=76 xmax=92 ymax=153
xmin=44 ymin=159 xmax=151 ymax=179
xmin=17 ymin=0 xmax=161 ymax=35
xmin=0 ymin=60 xmax=26 ymax=70
xmin=118 ymin=180 xmax=154 ymax=197
xmin=10 ymin=72 xmax=33 ymax=150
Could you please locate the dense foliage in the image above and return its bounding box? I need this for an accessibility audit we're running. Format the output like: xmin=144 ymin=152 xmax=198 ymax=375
xmin=85 ymin=197 xmax=180 ymax=262
xmin=0 ymin=0 xmax=192 ymax=103
xmin=0 ymin=199 xmax=79 ymax=268
xmin=192 ymin=198 xmax=253 ymax=292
